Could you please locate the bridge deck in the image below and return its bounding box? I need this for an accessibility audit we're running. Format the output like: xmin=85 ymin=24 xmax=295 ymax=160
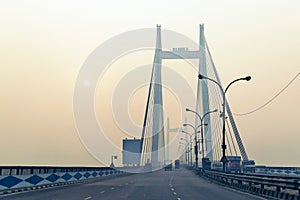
xmin=1 ymin=168 xmax=263 ymax=200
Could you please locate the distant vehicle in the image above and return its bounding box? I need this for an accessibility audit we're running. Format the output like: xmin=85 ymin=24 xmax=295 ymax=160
xmin=175 ymin=160 xmax=180 ymax=169
xmin=164 ymin=160 xmax=172 ymax=171
xmin=227 ymin=156 xmax=241 ymax=173
xmin=242 ymin=160 xmax=255 ymax=173
xmin=202 ymin=158 xmax=211 ymax=171
xmin=211 ymin=162 xmax=223 ymax=171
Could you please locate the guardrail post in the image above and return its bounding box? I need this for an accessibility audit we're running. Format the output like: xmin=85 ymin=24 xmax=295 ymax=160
xmin=248 ymin=182 xmax=252 ymax=188
xmin=260 ymin=184 xmax=264 ymax=190
xmin=238 ymin=180 xmax=242 ymax=185
xmin=276 ymin=186 xmax=281 ymax=193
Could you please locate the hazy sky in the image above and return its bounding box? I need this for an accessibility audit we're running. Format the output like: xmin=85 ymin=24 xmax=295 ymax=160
xmin=0 ymin=0 xmax=299 ymax=167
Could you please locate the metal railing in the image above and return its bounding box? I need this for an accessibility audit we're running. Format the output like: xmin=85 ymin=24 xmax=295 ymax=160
xmin=0 ymin=166 xmax=114 ymax=176
xmin=199 ymin=170 xmax=300 ymax=199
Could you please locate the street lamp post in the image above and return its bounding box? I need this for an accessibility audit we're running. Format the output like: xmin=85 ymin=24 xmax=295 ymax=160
xmin=186 ymin=108 xmax=218 ymax=169
xmin=110 ymin=155 xmax=118 ymax=167
xmin=198 ymin=74 xmax=251 ymax=172
xmin=183 ymin=123 xmax=199 ymax=168
xmin=179 ymin=142 xmax=189 ymax=165
xmin=180 ymin=138 xmax=193 ymax=166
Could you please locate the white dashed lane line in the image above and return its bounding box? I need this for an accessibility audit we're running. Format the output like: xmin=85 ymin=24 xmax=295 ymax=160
xmin=84 ymin=197 xmax=92 ymax=200
xmin=110 ymin=187 xmax=114 ymax=190
xmin=100 ymin=191 xmax=105 ymax=194
xmin=169 ymin=174 xmax=182 ymax=199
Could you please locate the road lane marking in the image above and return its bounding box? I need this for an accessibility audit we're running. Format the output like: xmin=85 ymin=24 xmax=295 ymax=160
xmin=171 ymin=188 xmax=174 ymax=191
xmin=111 ymin=187 xmax=114 ymax=190
xmin=177 ymin=198 xmax=181 ymax=200
xmin=125 ymin=183 xmax=129 ymax=185
xmin=173 ymin=192 xmax=177 ymax=195
xmin=168 ymin=174 xmax=174 ymax=186
xmin=100 ymin=191 xmax=105 ymax=194
xmin=84 ymin=197 xmax=92 ymax=200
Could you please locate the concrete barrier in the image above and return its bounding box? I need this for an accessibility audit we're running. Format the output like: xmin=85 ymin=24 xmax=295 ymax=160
xmin=0 ymin=166 xmax=125 ymax=195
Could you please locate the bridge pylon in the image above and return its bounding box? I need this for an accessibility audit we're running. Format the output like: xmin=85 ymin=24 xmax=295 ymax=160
xmin=140 ymin=24 xmax=213 ymax=168
xmin=140 ymin=24 xmax=251 ymax=170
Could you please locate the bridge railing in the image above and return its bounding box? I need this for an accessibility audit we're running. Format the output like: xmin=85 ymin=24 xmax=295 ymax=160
xmin=0 ymin=166 xmax=125 ymax=194
xmin=199 ymin=170 xmax=300 ymax=199
xmin=256 ymin=166 xmax=300 ymax=177
xmin=0 ymin=166 xmax=113 ymax=176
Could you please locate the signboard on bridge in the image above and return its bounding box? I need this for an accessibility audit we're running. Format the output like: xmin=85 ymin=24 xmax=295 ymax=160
xmin=122 ymin=138 xmax=141 ymax=166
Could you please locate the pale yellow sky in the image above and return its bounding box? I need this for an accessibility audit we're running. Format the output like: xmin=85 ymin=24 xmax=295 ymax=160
xmin=0 ymin=0 xmax=299 ymax=167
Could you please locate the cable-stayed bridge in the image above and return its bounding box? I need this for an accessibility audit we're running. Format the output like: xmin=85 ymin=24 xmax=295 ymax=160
xmin=1 ymin=25 xmax=299 ymax=200
xmin=140 ymin=24 xmax=252 ymax=170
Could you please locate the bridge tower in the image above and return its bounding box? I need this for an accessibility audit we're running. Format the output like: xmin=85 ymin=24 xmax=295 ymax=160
xmin=196 ymin=24 xmax=213 ymax=161
xmin=140 ymin=25 xmax=165 ymax=169
xmin=140 ymin=24 xmax=251 ymax=169
xmin=140 ymin=24 xmax=213 ymax=168
xmin=151 ymin=25 xmax=165 ymax=167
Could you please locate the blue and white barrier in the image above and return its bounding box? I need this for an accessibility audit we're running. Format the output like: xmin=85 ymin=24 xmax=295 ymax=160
xmin=256 ymin=166 xmax=300 ymax=177
xmin=0 ymin=166 xmax=124 ymax=192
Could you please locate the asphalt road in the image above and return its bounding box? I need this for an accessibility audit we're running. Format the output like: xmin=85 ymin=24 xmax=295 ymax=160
xmin=1 ymin=168 xmax=265 ymax=200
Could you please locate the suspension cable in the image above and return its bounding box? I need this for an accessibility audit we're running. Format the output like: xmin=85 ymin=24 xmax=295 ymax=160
xmin=234 ymin=73 xmax=299 ymax=116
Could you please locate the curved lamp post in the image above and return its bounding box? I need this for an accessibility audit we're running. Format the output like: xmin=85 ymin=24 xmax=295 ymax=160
xmin=180 ymin=135 xmax=193 ymax=167
xmin=198 ymin=74 xmax=251 ymax=172
xmin=183 ymin=123 xmax=200 ymax=168
xmin=179 ymin=141 xmax=189 ymax=165
xmin=186 ymin=108 xmax=217 ymax=169
xmin=180 ymin=137 xmax=192 ymax=166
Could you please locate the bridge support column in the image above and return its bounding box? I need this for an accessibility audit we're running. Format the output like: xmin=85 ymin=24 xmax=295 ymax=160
xmin=151 ymin=25 xmax=165 ymax=168
xmin=196 ymin=24 xmax=213 ymax=162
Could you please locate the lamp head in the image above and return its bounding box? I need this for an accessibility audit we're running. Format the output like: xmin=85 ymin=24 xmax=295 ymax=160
xmin=183 ymin=124 xmax=187 ymax=127
xmin=213 ymin=109 xmax=218 ymax=112
xmin=244 ymin=76 xmax=251 ymax=81
xmin=198 ymin=74 xmax=204 ymax=79
xmin=186 ymin=108 xmax=190 ymax=112
xmin=182 ymin=130 xmax=188 ymax=135
xmin=204 ymin=123 xmax=208 ymax=126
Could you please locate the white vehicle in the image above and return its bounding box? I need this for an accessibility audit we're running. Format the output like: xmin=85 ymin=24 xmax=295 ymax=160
xmin=242 ymin=160 xmax=255 ymax=173
xmin=211 ymin=162 xmax=223 ymax=171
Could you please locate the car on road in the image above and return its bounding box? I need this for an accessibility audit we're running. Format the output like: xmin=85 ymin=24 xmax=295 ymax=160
xmin=164 ymin=161 xmax=172 ymax=171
